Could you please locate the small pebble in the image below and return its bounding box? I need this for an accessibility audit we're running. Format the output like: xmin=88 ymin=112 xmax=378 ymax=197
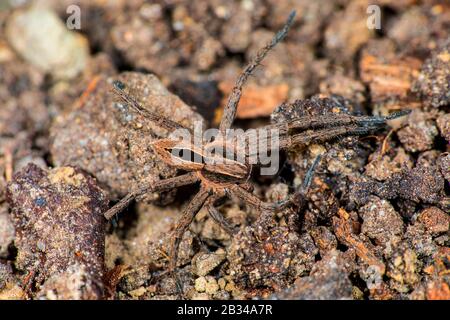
xmin=192 ymin=293 xmax=210 ymax=300
xmin=193 ymin=250 xmax=226 ymax=276
xmin=417 ymin=207 xmax=449 ymax=235
xmin=194 ymin=276 xmax=207 ymax=293
xmin=128 ymin=287 xmax=147 ymax=298
xmin=6 ymin=6 xmax=89 ymax=79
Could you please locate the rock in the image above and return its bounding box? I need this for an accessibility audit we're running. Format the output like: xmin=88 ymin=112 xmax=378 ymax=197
xmin=221 ymin=6 xmax=252 ymax=52
xmin=439 ymin=153 xmax=450 ymax=182
xmin=133 ymin=203 xmax=196 ymax=269
xmin=386 ymin=244 xmax=420 ymax=294
xmin=0 ymin=55 xmax=48 ymax=137
xmin=416 ymin=207 xmax=449 ymax=235
xmin=36 ymin=264 xmax=103 ymax=300
xmin=324 ymin=0 xmax=373 ymax=66
xmin=118 ymin=265 xmax=151 ymax=293
xmin=272 ymin=250 xmax=353 ymax=300
xmin=265 ymin=183 xmax=289 ymax=203
xmin=128 ymin=287 xmax=147 ymax=299
xmin=0 ymin=262 xmax=23 ymax=299
xmin=310 ymin=226 xmax=338 ymax=257
xmin=195 ymin=276 xmax=207 ymax=292
xmin=193 ymin=250 xmax=226 ymax=276
xmin=436 ymin=113 xmax=450 ymax=142
xmin=0 ymin=284 xmax=25 ymax=300
xmin=404 ymin=223 xmax=437 ymax=259
xmin=426 ymin=280 xmax=450 ymax=300
xmin=191 ymin=292 xmax=210 ymax=300
xmin=365 ymin=147 xmax=413 ymax=181
xmin=397 ymin=166 xmax=445 ymax=204
xmin=110 ymin=9 xmax=179 ymax=75
xmin=6 ymin=6 xmax=89 ymax=80
xmin=360 ymin=197 xmax=404 ymax=245
xmin=265 ymin=0 xmax=334 ymax=47
xmin=0 ymin=262 xmax=17 ymax=292
xmin=204 ymin=276 xmax=220 ymax=295
xmin=387 ymin=7 xmax=430 ymax=53
xmin=228 ymin=223 xmax=317 ymax=289
xmin=333 ymin=209 xmax=386 ymax=274
xmin=6 ymin=164 xmax=108 ymax=299
xmin=397 ymin=110 xmax=439 ymax=152
xmin=424 ymin=248 xmax=450 ymax=300
xmin=412 ymin=41 xmax=450 ymax=108
xmin=319 ymin=72 xmax=366 ymax=105
xmin=0 ymin=205 xmax=14 ymax=258
xmin=50 ymin=72 xmax=204 ymax=200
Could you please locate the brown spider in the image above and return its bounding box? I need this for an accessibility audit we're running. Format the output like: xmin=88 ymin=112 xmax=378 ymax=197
xmin=104 ymin=11 xmax=409 ymax=275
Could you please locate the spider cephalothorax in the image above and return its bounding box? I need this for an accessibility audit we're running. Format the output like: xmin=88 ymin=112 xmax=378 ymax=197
xmin=104 ymin=11 xmax=408 ymax=276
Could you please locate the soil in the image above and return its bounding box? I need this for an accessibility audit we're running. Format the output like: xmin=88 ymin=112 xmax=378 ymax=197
xmin=0 ymin=0 xmax=448 ymax=300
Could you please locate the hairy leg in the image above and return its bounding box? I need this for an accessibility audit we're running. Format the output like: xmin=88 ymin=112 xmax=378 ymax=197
xmin=280 ymin=124 xmax=386 ymax=149
xmin=250 ymin=110 xmax=410 ymax=155
xmin=112 ymin=80 xmax=190 ymax=132
xmin=228 ymin=155 xmax=321 ymax=212
xmin=219 ymin=11 xmax=296 ymax=133
xmin=104 ymin=172 xmax=199 ymax=220
xmin=169 ymin=187 xmax=211 ymax=273
xmin=281 ymin=110 xmax=410 ymax=133
xmin=205 ymin=195 xmax=237 ymax=235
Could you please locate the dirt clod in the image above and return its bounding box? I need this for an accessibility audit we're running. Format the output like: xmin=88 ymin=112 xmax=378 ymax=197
xmin=6 ymin=164 xmax=108 ymax=299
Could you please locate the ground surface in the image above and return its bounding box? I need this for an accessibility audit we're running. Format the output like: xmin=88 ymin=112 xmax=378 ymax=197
xmin=0 ymin=0 xmax=449 ymax=300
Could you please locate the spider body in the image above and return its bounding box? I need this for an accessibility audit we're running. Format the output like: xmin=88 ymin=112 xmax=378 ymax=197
xmin=151 ymin=138 xmax=251 ymax=180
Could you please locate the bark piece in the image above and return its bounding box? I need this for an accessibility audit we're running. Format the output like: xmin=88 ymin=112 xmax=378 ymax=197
xmin=412 ymin=41 xmax=450 ymax=108
xmin=6 ymin=164 xmax=107 ymax=299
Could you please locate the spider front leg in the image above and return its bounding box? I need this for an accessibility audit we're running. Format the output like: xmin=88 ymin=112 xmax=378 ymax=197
xmin=168 ymin=187 xmax=211 ymax=273
xmin=112 ymin=80 xmax=190 ymax=132
xmin=285 ymin=110 xmax=411 ymax=132
xmin=104 ymin=172 xmax=199 ymax=220
xmin=219 ymin=11 xmax=296 ymax=133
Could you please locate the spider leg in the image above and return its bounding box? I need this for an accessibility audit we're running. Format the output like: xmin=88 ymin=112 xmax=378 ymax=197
xmin=219 ymin=11 xmax=296 ymax=133
xmin=168 ymin=187 xmax=211 ymax=273
xmin=205 ymin=196 xmax=237 ymax=235
xmin=112 ymin=80 xmax=191 ymax=132
xmin=287 ymin=154 xmax=321 ymax=208
xmin=228 ymin=184 xmax=275 ymax=212
xmin=104 ymin=172 xmax=199 ymax=220
xmin=286 ymin=110 xmax=411 ymax=132
xmin=228 ymin=155 xmax=321 ymax=212
xmin=280 ymin=124 xmax=386 ymax=149
xmin=253 ymin=111 xmax=410 ymax=154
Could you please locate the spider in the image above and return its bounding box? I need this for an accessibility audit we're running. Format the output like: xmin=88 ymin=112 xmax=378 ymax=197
xmin=104 ymin=11 xmax=409 ymax=275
